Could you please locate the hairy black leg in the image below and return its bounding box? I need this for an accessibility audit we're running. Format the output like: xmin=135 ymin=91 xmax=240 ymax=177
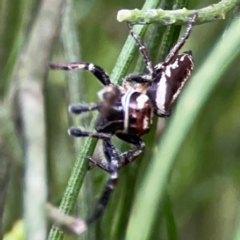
xmin=127 ymin=22 xmax=156 ymax=78
xmin=86 ymin=138 xmax=114 ymax=172
xmin=69 ymin=103 xmax=100 ymax=114
xmin=86 ymin=134 xmax=145 ymax=172
xmin=163 ymin=13 xmax=198 ymax=66
xmin=124 ymin=73 xmax=153 ymax=83
xmin=68 ymin=134 xmax=119 ymax=223
xmin=68 ymin=127 xmax=111 ymax=140
xmin=86 ymin=139 xmax=119 ymax=224
xmin=86 ymin=138 xmax=112 ymax=172
xmin=116 ymin=133 xmax=145 ymax=168
xmin=49 ymin=62 xmax=111 ymax=86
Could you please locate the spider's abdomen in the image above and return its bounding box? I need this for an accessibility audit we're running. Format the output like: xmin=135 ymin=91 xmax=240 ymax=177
xmin=147 ymin=52 xmax=194 ymax=117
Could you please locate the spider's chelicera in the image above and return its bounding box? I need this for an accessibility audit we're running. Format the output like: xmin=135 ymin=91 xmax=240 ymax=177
xmin=49 ymin=13 xmax=197 ymax=233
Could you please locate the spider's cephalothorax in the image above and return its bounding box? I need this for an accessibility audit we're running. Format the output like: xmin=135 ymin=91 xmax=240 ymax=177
xmin=49 ymin=13 xmax=197 ymax=233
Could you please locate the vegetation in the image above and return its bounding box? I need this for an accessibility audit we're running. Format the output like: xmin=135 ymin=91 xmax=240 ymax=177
xmin=1 ymin=0 xmax=240 ymax=240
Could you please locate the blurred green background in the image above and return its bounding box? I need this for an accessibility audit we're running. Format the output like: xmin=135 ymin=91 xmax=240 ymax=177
xmin=1 ymin=0 xmax=240 ymax=240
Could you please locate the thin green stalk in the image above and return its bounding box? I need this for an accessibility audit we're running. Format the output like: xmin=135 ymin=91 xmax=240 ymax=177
xmin=125 ymin=15 xmax=240 ymax=240
xmin=61 ymin=0 xmax=84 ymax=106
xmin=1 ymin=0 xmax=39 ymax=97
xmin=117 ymin=0 xmax=240 ymax=24
xmin=164 ymin=190 xmax=178 ymax=240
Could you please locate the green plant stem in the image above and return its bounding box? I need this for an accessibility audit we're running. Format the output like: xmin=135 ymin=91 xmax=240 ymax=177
xmin=117 ymin=0 xmax=240 ymax=24
xmin=125 ymin=15 xmax=240 ymax=240
xmin=164 ymin=190 xmax=178 ymax=240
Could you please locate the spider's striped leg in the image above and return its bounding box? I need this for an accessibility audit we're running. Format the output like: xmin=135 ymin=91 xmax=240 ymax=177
xmin=163 ymin=13 xmax=198 ymax=66
xmin=127 ymin=22 xmax=156 ymax=78
xmin=49 ymin=62 xmax=111 ymax=86
xmin=86 ymin=156 xmax=109 ymax=171
xmin=116 ymin=133 xmax=145 ymax=168
xmin=86 ymin=139 xmax=119 ymax=224
xmin=69 ymin=103 xmax=100 ymax=115
xmin=86 ymin=138 xmax=112 ymax=172
xmin=87 ymin=134 xmax=145 ymax=171
xmin=86 ymin=137 xmax=120 ymax=172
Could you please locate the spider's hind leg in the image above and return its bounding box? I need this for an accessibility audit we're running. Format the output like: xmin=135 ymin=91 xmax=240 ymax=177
xmin=116 ymin=133 xmax=145 ymax=169
xmin=86 ymin=138 xmax=117 ymax=172
xmin=69 ymin=129 xmax=120 ymax=224
xmin=86 ymin=133 xmax=145 ymax=171
xmin=86 ymin=139 xmax=120 ymax=224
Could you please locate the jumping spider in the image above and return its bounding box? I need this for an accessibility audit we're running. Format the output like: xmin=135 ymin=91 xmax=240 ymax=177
xmin=49 ymin=13 xmax=197 ymax=232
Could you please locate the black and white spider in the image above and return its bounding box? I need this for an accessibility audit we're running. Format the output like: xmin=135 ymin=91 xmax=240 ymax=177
xmin=49 ymin=13 xmax=197 ymax=233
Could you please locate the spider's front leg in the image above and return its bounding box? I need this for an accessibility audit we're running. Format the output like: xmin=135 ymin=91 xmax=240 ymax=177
xmin=127 ymin=22 xmax=156 ymax=78
xmin=163 ymin=13 xmax=198 ymax=66
xmin=49 ymin=62 xmax=111 ymax=86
